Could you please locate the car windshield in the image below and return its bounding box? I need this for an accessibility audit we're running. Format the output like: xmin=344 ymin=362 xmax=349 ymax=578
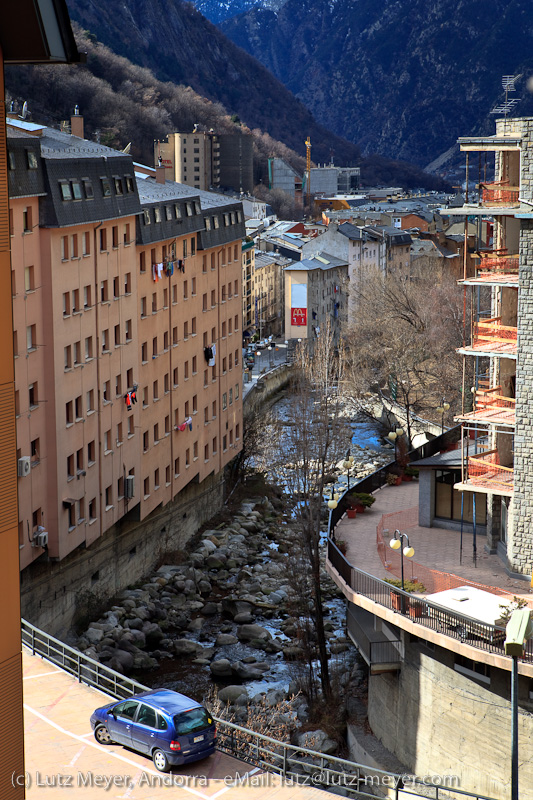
xmin=173 ymin=707 xmax=212 ymax=735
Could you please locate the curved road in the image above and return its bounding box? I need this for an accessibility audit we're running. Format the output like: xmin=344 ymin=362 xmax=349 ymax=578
xmin=21 ymin=648 xmax=329 ymax=799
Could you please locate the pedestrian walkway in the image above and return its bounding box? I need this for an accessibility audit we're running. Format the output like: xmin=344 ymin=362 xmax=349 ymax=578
xmin=21 ymin=648 xmax=330 ymax=799
xmin=334 ymin=481 xmax=532 ymax=601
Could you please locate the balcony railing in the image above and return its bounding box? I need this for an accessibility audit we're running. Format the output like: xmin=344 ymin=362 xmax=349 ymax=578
xmin=467 ymin=448 xmax=514 ymax=492
xmin=476 ymin=250 xmax=519 ymax=280
xmin=327 ymin=538 xmax=531 ymax=661
xmin=456 ymin=387 xmax=515 ymax=427
xmin=480 ymin=180 xmax=519 ymax=206
xmin=346 ymin=604 xmax=402 ymax=672
xmin=467 ymin=316 xmax=517 ymax=355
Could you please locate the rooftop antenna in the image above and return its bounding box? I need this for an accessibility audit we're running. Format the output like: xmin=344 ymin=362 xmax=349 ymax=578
xmin=490 ymin=74 xmax=522 ymax=117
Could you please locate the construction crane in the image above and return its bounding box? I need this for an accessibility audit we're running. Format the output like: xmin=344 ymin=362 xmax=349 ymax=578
xmin=305 ymin=136 xmax=311 ymax=206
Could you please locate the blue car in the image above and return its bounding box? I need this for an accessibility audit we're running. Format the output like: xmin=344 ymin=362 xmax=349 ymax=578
xmin=90 ymin=689 xmax=216 ymax=772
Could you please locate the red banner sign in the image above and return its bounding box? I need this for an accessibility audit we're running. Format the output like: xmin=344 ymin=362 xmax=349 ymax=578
xmin=291 ymin=307 xmax=307 ymax=326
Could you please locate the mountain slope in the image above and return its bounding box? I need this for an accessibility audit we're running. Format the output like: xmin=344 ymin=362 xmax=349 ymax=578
xmin=221 ymin=0 xmax=533 ymax=166
xmin=63 ymin=0 xmax=360 ymax=167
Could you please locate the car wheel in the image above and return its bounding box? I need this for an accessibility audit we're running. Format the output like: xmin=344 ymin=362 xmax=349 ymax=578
xmin=94 ymin=724 xmax=112 ymax=745
xmin=153 ymin=748 xmax=171 ymax=773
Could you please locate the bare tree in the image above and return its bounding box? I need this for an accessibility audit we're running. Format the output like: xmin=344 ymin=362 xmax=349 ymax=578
xmin=272 ymin=324 xmax=349 ymax=701
xmin=345 ymin=264 xmax=469 ymax=443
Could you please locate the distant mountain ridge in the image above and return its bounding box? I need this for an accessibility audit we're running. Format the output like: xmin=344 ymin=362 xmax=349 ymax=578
xmin=192 ymin=0 xmax=287 ymax=24
xmin=220 ymin=0 xmax=533 ymax=166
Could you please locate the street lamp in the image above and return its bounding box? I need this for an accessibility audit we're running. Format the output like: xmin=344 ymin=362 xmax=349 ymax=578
xmin=387 ymin=427 xmax=404 ymax=460
xmin=327 ymin=487 xmax=338 ymax=510
xmin=389 ymin=529 xmax=415 ymax=613
xmin=436 ymin=398 xmax=450 ymax=434
xmin=505 ymin=608 xmax=533 ymax=800
xmin=342 ymin=449 xmax=355 ymax=490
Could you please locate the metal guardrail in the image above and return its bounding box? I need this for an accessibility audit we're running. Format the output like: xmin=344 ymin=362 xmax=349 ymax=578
xmin=346 ymin=604 xmax=402 ymax=667
xmin=21 ymin=619 xmax=497 ymax=800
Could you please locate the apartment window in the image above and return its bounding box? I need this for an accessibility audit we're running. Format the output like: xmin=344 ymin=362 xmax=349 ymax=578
xmin=228 ymin=318 xmax=233 ymax=334
xmin=30 ymin=438 xmax=40 ymax=462
xmin=202 ymin=255 xmax=207 ymax=273
xmin=152 ymin=336 xmax=158 ymax=358
xmin=222 ymin=357 xmax=227 ymax=373
xmin=141 ymin=342 xmax=148 ymax=362
xmin=103 ymin=380 xmax=111 ymax=402
xmin=75 ymin=395 xmax=82 ymax=419
xmin=126 ymin=368 xmax=133 ymax=388
xmin=183 ymin=321 xmax=188 ymax=340
xmin=84 ymin=285 xmax=91 ymax=308
xmin=223 ymin=435 xmax=227 ymax=451
xmin=229 ymin=353 xmax=233 ymax=371
xmin=115 ymin=374 xmax=122 ymax=396
xmin=174 ymin=204 xmax=182 ymax=219
xmin=154 ymin=423 xmax=159 ymax=444
xmin=26 ymin=324 xmax=36 ymax=352
xmin=87 ymin=440 xmax=96 ymax=465
xmin=63 ymin=292 xmax=70 ymax=316
xmin=183 ymin=280 xmax=188 ymax=300
xmin=100 ymin=228 xmax=107 ymax=251
xmin=234 ymin=314 xmax=239 ymax=330
xmin=89 ymin=498 xmax=96 ymax=521
xmin=204 ymin=369 xmax=208 ymax=387
xmin=67 ymin=454 xmax=75 ymax=479
xmin=185 ymin=448 xmax=190 ymax=467
xmin=211 ymin=290 xmax=216 ymax=307
xmin=72 ymin=288 xmax=80 ymax=312
xmin=85 ymin=336 xmax=93 ymax=360
xmin=86 ymin=390 xmax=94 ymax=413
xmin=141 ymin=296 xmax=147 ymax=317
xmin=235 ymin=349 xmax=239 ymax=367
xmin=222 ymin=285 xmax=226 ymax=302
xmin=151 ymin=292 xmax=157 ymax=313
xmin=172 ymin=284 xmax=178 ymax=304
xmin=184 ymin=361 xmax=189 ymax=380
xmin=184 ymin=401 xmax=190 ymax=418
xmin=164 ymin=373 xmax=169 ymax=394
xmin=142 ymin=387 xmax=148 ymax=407
xmin=235 ymin=382 xmax=239 ymax=400
xmin=114 ymin=324 xmax=120 ymax=346
xmin=154 ymin=468 xmax=160 ymax=490
xmin=66 ymin=400 xmax=73 ymax=425
xmin=191 ymin=317 xmax=196 ymax=335
xmin=59 ymin=181 xmax=72 ymax=201
xmin=83 ymin=178 xmax=93 ymax=198
xmin=140 ymin=251 xmax=146 ymax=273
xmin=212 ymin=436 xmax=217 ymax=454
xmin=211 ymin=253 xmax=215 ymax=270
xmin=172 ymin=326 xmax=178 ymax=346
xmin=154 ymin=207 xmax=162 ymax=223
xmin=222 ymin=322 xmax=226 ymax=338
xmin=105 ymin=486 xmax=113 ymax=509
xmin=144 ymin=477 xmax=150 ymax=497
xmin=143 ymin=431 xmax=149 ymax=452
xmin=236 ymin=423 xmax=240 ymax=440
xmin=191 ymin=237 xmax=196 ymax=256
xmin=163 ymin=287 xmax=168 ymax=308
xmin=165 ymin=465 xmax=171 ymax=484
xmin=163 ymin=331 xmax=169 ymax=351
xmin=73 ymin=341 xmax=81 ymax=366
xmin=234 ymin=280 xmax=238 ymax=296
xmin=128 ymin=416 xmax=134 ymax=437
xmin=222 ymin=392 xmax=227 ymax=410
xmin=117 ymin=422 xmax=123 ymax=446
xmin=102 ymin=329 xmax=109 ymax=352
xmin=193 ymin=394 xmax=197 ymax=413
xmin=174 ymin=457 xmax=180 ymax=476
xmin=76 ymin=448 xmax=84 ymax=473
xmin=113 ymin=276 xmax=120 ymax=299
xmin=165 ymin=414 xmax=170 ymax=435
xmin=101 ymin=177 xmax=111 ymax=197
xmin=229 ymin=387 xmax=233 ymax=405
xmin=173 ymin=367 xmax=179 ymax=386
xmin=202 ymin=293 xmax=208 ymax=312
xmin=70 ymin=234 xmax=78 ymax=258
xmin=153 ymin=380 xmax=159 ymax=401
xmin=100 ymin=280 xmax=109 ymax=302
xmin=204 ymin=406 xmax=209 ymax=424
xmin=124 ymin=223 xmax=131 ymax=245
xmin=183 ymin=239 xmax=187 ymax=259
xmin=125 ymin=319 xmax=132 ymax=341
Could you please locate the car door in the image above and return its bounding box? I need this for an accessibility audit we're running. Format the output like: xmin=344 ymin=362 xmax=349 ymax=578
xmin=106 ymin=699 xmax=139 ymax=747
xmin=129 ymin=704 xmax=163 ymax=755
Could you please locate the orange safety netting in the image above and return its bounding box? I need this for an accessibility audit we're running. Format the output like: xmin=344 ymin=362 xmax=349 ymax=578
xmin=478 ymin=254 xmax=519 ymax=275
xmin=481 ymin=180 xmax=519 ymax=206
xmin=376 ymin=507 xmax=529 ymax=603
xmin=468 ymin=450 xmax=514 ymax=491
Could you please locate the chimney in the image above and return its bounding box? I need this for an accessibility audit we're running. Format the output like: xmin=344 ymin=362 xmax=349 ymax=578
xmin=155 ymin=154 xmax=166 ymax=184
xmin=70 ymin=105 xmax=84 ymax=139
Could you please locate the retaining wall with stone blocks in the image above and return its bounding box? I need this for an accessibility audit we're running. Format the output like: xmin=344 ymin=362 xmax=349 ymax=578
xmin=20 ymin=471 xmax=224 ymax=638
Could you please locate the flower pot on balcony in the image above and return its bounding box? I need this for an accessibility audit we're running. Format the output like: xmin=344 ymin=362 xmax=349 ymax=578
xmin=402 ymin=474 xmax=413 ymax=482
xmin=346 ymin=508 xmax=357 ymax=519
xmin=409 ymin=602 xmax=423 ymax=618
xmin=390 ymin=591 xmax=403 ymax=611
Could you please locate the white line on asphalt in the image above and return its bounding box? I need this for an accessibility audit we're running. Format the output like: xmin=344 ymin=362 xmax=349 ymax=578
xmin=23 ymin=670 xmax=61 ymax=679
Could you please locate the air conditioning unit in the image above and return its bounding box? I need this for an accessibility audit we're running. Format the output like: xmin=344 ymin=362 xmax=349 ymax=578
xmin=33 ymin=530 xmax=48 ymax=548
xmin=18 ymin=456 xmax=31 ymax=477
xmin=124 ymin=475 xmax=134 ymax=499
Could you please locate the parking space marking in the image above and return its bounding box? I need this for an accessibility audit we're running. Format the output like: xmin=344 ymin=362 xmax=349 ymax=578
xmin=24 ymin=703 xmax=228 ymax=799
xmin=23 ymin=670 xmax=62 ymax=679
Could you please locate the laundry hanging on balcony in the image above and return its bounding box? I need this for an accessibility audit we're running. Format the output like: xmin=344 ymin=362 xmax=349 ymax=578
xmin=208 ymin=343 xmax=216 ymax=367
xmin=176 ymin=416 xmax=193 ymax=432
xmin=152 ymin=262 xmax=164 ymax=282
xmin=124 ymin=389 xmax=137 ymax=409
xmin=204 ymin=345 xmax=213 ymax=363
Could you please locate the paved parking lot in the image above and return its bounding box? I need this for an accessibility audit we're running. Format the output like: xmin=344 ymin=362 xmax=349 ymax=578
xmin=21 ymin=648 xmax=329 ymax=799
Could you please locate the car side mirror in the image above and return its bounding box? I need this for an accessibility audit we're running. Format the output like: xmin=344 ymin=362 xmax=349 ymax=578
xmin=107 ymin=709 xmax=116 ymax=718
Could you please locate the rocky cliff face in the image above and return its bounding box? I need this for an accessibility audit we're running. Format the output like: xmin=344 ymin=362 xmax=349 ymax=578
xmin=192 ymin=0 xmax=287 ymax=24
xmin=221 ymin=0 xmax=533 ymax=166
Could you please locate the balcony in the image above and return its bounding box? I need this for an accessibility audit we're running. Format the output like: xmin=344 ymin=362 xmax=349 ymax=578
xmin=326 ymin=474 xmax=531 ymax=668
xmin=346 ymin=605 xmax=402 ymax=673
xmin=455 ymin=387 xmax=515 ymax=428
xmin=462 ymin=250 xmax=519 ymax=287
xmin=465 ymin=448 xmax=514 ymax=494
xmin=457 ymin=316 xmax=517 ymax=358
xmin=480 ymin=180 xmax=519 ymax=207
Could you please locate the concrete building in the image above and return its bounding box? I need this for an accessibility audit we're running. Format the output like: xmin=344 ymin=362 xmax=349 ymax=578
xmin=284 ymin=252 xmax=348 ymax=342
xmin=309 ymin=166 xmax=361 ymax=196
xmin=156 ymin=131 xmax=253 ymax=193
xmin=268 ymin=157 xmax=303 ymax=205
xmin=8 ymin=117 xmax=244 ymax=629
xmin=253 ymin=251 xmax=288 ymax=339
xmin=242 ymin=239 xmax=255 ymax=336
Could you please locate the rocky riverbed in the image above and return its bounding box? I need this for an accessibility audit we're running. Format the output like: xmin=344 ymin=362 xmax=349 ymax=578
xmin=73 ymin=436 xmax=391 ymax=749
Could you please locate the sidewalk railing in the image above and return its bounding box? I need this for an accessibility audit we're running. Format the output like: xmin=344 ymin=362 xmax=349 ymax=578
xmin=21 ymin=618 xmax=498 ymax=800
